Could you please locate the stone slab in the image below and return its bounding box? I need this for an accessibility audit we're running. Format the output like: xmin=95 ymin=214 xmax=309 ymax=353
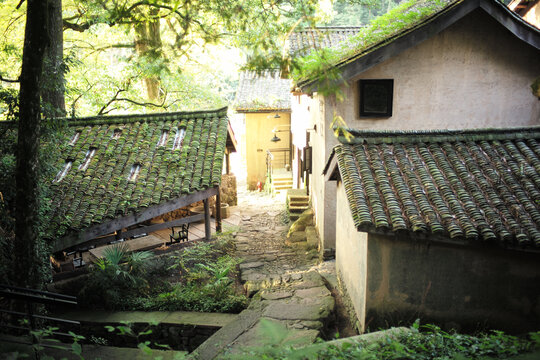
xmin=57 ymin=310 xmax=237 ymax=327
xmin=227 ymin=318 xmax=319 ymax=353
xmin=261 ymin=290 xmax=293 ymax=300
xmin=288 ymin=232 xmax=307 ymax=243
xmin=262 ymin=300 xmax=334 ymax=321
xmin=193 ymin=309 xmax=261 ymax=360
xmin=239 ymin=261 xmax=265 ymax=270
xmin=295 ymin=286 xmax=331 ymax=300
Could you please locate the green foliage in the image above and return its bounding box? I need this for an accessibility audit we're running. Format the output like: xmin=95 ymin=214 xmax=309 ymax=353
xmin=79 ymin=236 xmax=247 ymax=313
xmin=292 ymin=0 xmax=452 ymax=88
xmin=531 ymin=77 xmax=540 ymax=97
xmin=79 ymin=244 xmax=153 ymax=309
xmin=231 ymin=321 xmax=540 ymax=359
xmin=323 ymin=0 xmax=403 ymax=26
xmin=0 ymin=86 xmax=19 ymax=121
xmin=0 ymin=117 xmax=67 ymax=285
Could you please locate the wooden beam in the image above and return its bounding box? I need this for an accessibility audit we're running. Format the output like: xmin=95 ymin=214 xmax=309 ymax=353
xmin=60 ymin=214 xmax=205 ymax=252
xmin=216 ymin=189 xmax=222 ymax=233
xmin=55 ymin=187 xmax=218 ymax=252
xmin=203 ymin=199 xmax=211 ymax=240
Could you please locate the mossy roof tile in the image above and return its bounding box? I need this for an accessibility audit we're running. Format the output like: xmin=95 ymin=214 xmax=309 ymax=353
xmin=46 ymin=108 xmax=229 ymax=240
xmin=331 ymin=126 xmax=540 ymax=250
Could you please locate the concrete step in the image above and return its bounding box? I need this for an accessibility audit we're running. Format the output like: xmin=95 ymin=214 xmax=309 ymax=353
xmin=289 ymin=200 xmax=309 ymax=206
xmin=289 ymin=205 xmax=310 ymax=213
xmin=273 ymin=180 xmax=293 ymax=186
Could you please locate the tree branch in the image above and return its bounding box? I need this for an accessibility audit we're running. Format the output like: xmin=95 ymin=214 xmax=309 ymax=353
xmin=113 ymin=97 xmax=168 ymax=108
xmin=0 ymin=75 xmax=19 ymax=83
xmin=97 ymin=88 xmax=126 ymax=115
xmin=63 ymin=19 xmax=92 ymax=32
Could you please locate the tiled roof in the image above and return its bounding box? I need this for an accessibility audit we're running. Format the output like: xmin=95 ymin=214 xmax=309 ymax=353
xmin=296 ymin=0 xmax=540 ymax=89
xmin=329 ymin=127 xmax=540 ymax=249
xmin=288 ymin=26 xmax=362 ymax=56
xmin=234 ymin=70 xmax=291 ymax=112
xmin=47 ymin=108 xmax=229 ymax=241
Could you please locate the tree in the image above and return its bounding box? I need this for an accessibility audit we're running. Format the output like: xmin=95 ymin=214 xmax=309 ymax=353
xmin=14 ymin=0 xmax=49 ymax=288
xmin=42 ymin=0 xmax=66 ymax=117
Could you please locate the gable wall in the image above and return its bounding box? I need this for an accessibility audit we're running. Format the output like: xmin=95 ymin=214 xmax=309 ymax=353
xmin=336 ymin=8 xmax=540 ymax=131
xmin=310 ymin=8 xmax=540 ymax=253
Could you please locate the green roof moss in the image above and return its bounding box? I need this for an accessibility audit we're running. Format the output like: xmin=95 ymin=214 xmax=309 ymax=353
xmin=332 ymin=126 xmax=540 ymax=249
xmin=293 ymin=0 xmax=458 ymax=85
xmin=46 ymin=108 xmax=229 ymax=240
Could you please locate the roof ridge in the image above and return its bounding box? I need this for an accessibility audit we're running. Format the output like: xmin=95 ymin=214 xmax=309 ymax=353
xmin=295 ymin=26 xmax=365 ymax=31
xmin=340 ymin=126 xmax=540 ymax=144
xmin=66 ymin=107 xmax=228 ymax=126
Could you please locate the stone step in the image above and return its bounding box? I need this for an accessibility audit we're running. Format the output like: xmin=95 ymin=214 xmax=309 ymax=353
xmin=289 ymin=200 xmax=309 ymax=207
xmin=288 ymin=195 xmax=309 ymax=201
xmin=273 ymin=180 xmax=293 ymax=187
xmin=289 ymin=205 xmax=310 ymax=213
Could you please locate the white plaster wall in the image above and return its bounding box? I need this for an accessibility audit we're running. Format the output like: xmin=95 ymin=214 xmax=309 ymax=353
xmin=335 ymin=9 xmax=540 ymax=130
xmin=310 ymin=94 xmax=338 ymax=250
xmin=336 ymin=181 xmax=368 ymax=332
xmin=291 ymin=93 xmax=312 ymax=188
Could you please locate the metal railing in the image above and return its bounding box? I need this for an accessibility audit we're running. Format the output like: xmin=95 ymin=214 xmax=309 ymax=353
xmin=0 ymin=283 xmax=80 ymax=355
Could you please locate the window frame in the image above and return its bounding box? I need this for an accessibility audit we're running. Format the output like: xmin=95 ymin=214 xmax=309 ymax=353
xmin=358 ymin=79 xmax=394 ymax=118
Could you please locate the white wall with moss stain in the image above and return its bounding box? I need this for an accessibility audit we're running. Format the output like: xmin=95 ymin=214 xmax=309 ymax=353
xmin=336 ymin=180 xmax=367 ymax=333
xmin=335 ymin=9 xmax=540 ymax=131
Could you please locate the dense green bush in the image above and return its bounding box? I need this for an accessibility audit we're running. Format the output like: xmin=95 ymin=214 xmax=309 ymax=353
xmin=79 ymin=235 xmax=248 ymax=313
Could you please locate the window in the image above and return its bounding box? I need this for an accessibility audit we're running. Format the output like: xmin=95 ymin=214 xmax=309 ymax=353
xmin=157 ymin=130 xmax=168 ymax=147
xmin=128 ymin=163 xmax=141 ymax=182
xmin=54 ymin=160 xmax=73 ymax=182
xmin=359 ymin=79 xmax=393 ymax=117
xmin=68 ymin=132 xmax=80 ymax=145
xmin=172 ymin=127 xmax=186 ymax=150
xmin=79 ymin=147 xmax=96 ymax=171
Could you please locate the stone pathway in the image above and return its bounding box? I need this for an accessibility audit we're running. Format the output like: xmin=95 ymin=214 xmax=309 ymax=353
xmin=193 ymin=191 xmax=338 ymax=359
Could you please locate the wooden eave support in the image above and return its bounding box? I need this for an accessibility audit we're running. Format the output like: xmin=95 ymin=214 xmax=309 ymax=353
xmin=55 ymin=186 xmax=219 ymax=252
xmin=215 ymin=188 xmax=222 ymax=233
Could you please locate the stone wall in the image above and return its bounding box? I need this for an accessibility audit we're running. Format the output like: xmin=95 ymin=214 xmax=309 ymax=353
xmin=220 ymin=174 xmax=237 ymax=206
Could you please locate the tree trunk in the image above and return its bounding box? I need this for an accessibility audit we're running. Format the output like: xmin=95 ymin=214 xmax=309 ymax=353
xmin=14 ymin=0 xmax=49 ymax=288
xmin=42 ymin=0 xmax=66 ymax=118
xmin=134 ymin=15 xmax=163 ymax=102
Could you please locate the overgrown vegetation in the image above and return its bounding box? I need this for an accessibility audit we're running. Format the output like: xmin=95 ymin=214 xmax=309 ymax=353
xmin=78 ymin=234 xmax=247 ymax=313
xmin=231 ymin=321 xmax=540 ymax=360
xmin=292 ymin=0 xmax=453 ymax=85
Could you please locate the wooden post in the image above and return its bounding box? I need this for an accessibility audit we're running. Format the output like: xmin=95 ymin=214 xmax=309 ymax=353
xmin=203 ymin=198 xmax=211 ymax=240
xmin=226 ymin=152 xmax=230 ymax=174
xmin=216 ymin=188 xmax=222 ymax=233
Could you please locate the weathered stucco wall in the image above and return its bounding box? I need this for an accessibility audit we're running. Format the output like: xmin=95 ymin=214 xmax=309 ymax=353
xmin=332 ymin=8 xmax=540 ymax=130
xmin=244 ymin=112 xmax=291 ymax=190
xmin=365 ymin=234 xmax=540 ymax=333
xmin=335 ymin=181 xmax=367 ymax=332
